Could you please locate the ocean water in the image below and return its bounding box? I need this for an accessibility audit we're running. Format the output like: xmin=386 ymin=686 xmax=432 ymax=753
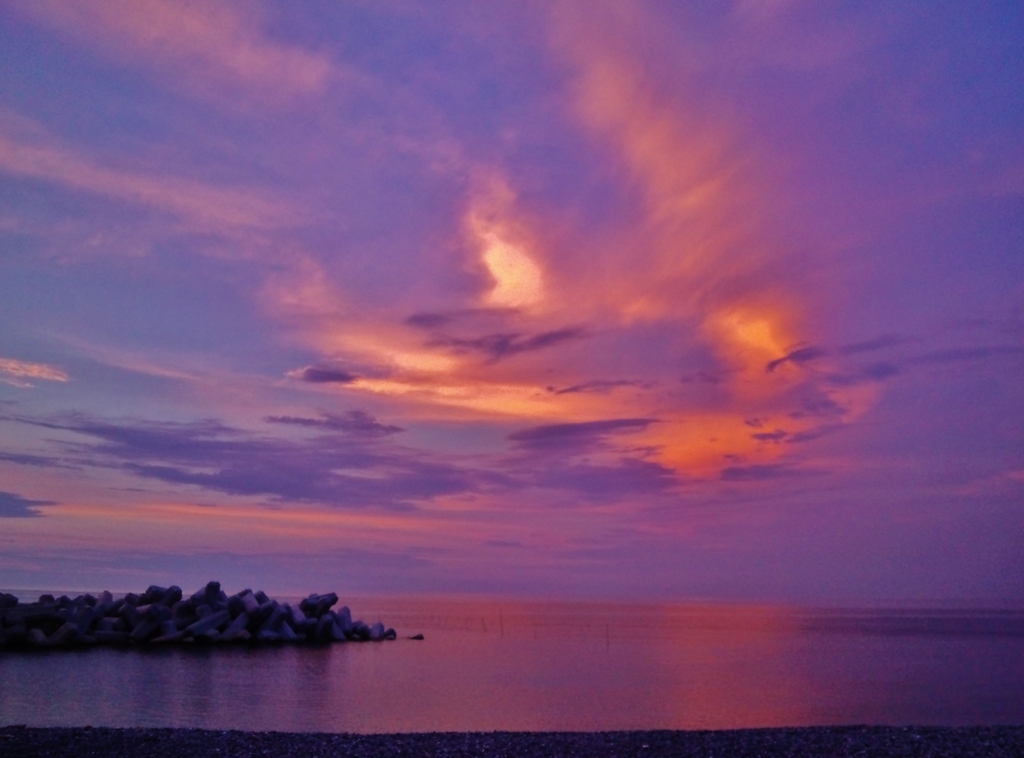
xmin=1 ymin=595 xmax=1022 ymax=733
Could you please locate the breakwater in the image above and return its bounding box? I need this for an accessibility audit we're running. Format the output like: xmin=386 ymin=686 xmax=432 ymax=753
xmin=0 ymin=582 xmax=397 ymax=648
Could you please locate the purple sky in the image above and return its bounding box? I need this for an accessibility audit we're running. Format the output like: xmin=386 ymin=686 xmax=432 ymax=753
xmin=1 ymin=1 xmax=1021 ymax=603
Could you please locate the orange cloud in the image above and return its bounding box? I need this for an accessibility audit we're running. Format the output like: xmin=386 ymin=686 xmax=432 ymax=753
xmin=534 ymin=2 xmax=873 ymax=473
xmin=247 ymin=2 xmax=883 ymax=483
xmin=549 ymin=5 xmax=774 ymax=318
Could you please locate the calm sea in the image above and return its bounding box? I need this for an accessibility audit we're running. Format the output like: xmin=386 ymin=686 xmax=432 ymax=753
xmin=1 ymin=593 xmax=1022 ymax=733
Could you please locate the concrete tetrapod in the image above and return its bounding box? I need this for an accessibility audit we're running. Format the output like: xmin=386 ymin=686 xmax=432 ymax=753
xmin=0 ymin=583 xmax=398 ymax=650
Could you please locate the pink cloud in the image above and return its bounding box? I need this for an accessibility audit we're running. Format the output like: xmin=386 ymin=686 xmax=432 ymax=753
xmin=0 ymin=126 xmax=302 ymax=235
xmin=0 ymin=357 xmax=69 ymax=388
xmin=13 ymin=0 xmax=343 ymax=106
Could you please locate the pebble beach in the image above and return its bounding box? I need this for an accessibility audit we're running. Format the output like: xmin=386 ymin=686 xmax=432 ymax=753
xmin=2 ymin=725 xmax=1023 ymax=757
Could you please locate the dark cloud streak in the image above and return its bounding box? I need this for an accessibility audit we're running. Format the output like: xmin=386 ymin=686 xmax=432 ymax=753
xmin=766 ymin=345 xmax=827 ymax=373
xmin=430 ymin=327 xmax=587 ymax=362
xmin=547 ymin=379 xmax=647 ymax=395
xmin=287 ymin=366 xmax=358 ymax=384
xmin=0 ymin=491 xmax=56 ymax=518
xmin=265 ymin=410 xmax=403 ymax=436
xmin=2 ymin=410 xmax=685 ymax=510
xmin=508 ymin=418 xmax=655 ymax=451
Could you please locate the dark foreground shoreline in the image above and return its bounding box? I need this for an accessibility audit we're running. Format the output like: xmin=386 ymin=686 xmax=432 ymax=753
xmin=2 ymin=725 xmax=1023 ymax=757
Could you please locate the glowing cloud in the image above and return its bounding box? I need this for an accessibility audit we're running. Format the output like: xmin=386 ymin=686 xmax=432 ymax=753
xmin=465 ymin=201 xmax=545 ymax=311
xmin=479 ymin=230 xmax=544 ymax=309
xmin=0 ymin=358 xmax=69 ymax=388
xmin=706 ymin=305 xmax=799 ymax=390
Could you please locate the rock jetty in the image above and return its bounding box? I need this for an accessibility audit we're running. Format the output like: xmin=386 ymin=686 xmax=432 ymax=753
xmin=0 ymin=581 xmax=397 ymax=649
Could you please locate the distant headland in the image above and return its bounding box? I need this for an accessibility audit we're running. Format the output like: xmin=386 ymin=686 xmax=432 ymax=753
xmin=0 ymin=581 xmax=398 ymax=649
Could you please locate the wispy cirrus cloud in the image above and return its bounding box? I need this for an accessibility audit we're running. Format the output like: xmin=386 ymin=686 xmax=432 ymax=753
xmin=0 ymin=357 xmax=69 ymax=388
xmin=10 ymin=0 xmax=344 ymax=106
xmin=0 ymin=124 xmax=302 ymax=236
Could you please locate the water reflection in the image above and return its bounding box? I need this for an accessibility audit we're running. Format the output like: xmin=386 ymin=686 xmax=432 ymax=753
xmin=1 ymin=599 xmax=1022 ymax=732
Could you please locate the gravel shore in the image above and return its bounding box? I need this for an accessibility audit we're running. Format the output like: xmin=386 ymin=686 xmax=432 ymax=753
xmin=2 ymin=725 xmax=1022 ymax=757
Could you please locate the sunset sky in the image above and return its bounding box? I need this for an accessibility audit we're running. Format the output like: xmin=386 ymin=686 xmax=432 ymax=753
xmin=1 ymin=1 xmax=1021 ymax=603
